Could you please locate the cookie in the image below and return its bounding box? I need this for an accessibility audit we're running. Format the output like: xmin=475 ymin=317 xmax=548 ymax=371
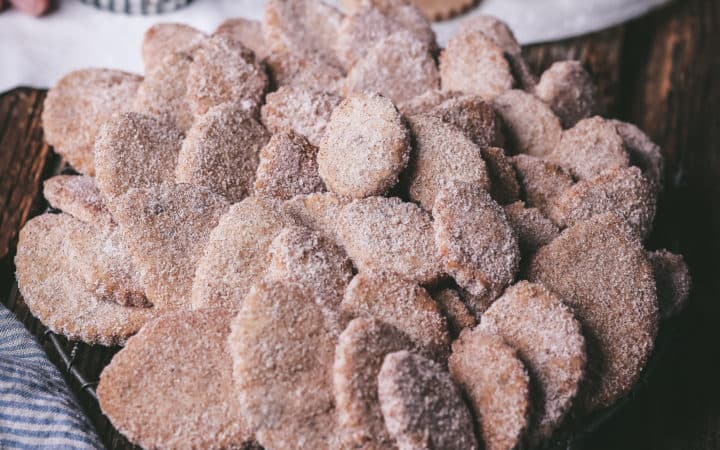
xmin=378 ymin=351 xmax=478 ymax=450
xmin=261 ymin=85 xmax=342 ymax=148
xmin=192 ymin=196 xmax=294 ymax=311
xmin=548 ymin=116 xmax=629 ymax=180
xmin=43 ymin=69 xmax=143 ymax=175
xmin=338 ymin=196 xmax=442 ymax=284
xmin=176 ymin=104 xmax=270 ymax=203
xmin=283 ymin=192 xmax=351 ymax=246
xmin=43 ymin=175 xmax=113 ymax=230
xmin=440 ymin=29 xmax=514 ymax=101
xmin=610 ymin=119 xmax=665 ymax=192
xmin=15 ymin=214 xmax=155 ymax=345
xmin=433 ymin=180 xmax=520 ymax=297
xmin=97 ymin=309 xmax=255 ymax=449
xmin=333 ymin=317 xmax=415 ymax=449
xmin=503 ymin=201 xmax=560 ymax=254
xmin=214 ymin=18 xmax=268 ymax=59
xmin=511 ymin=154 xmax=574 ymax=222
xmin=133 ymin=51 xmax=195 ymax=132
xmin=318 ymin=92 xmax=410 ymax=198
xmin=230 ymin=280 xmax=339 ymax=450
xmin=481 ymin=146 xmax=521 ymax=205
xmin=492 ymin=89 xmax=562 ymax=157
xmin=94 ymin=112 xmax=183 ymax=206
xmin=399 ymin=89 xmax=458 ymax=116
xmin=535 ymin=61 xmax=599 ymax=128
xmin=411 ymin=0 xmax=478 ymax=20
xmin=550 ymin=166 xmax=656 ymax=239
xmin=187 ymin=35 xmax=268 ymax=119
xmin=254 ymin=130 xmax=325 ymax=200
xmin=341 ymin=272 xmax=450 ymax=362
xmin=430 ymin=288 xmax=476 ymax=339
xmin=479 ymin=281 xmax=586 ymax=442
xmin=141 ymin=23 xmax=206 ymax=72
xmin=528 ymin=213 xmax=658 ymax=412
xmin=265 ymin=50 xmax=346 ymax=93
xmin=449 ymin=328 xmax=530 ymax=450
xmin=113 ymin=183 xmax=229 ymax=311
xmin=432 ymin=95 xmax=505 ymax=149
xmin=648 ymin=249 xmax=691 ymax=319
xmin=343 ymin=31 xmax=439 ymax=106
xmin=404 ymin=114 xmax=490 ymax=211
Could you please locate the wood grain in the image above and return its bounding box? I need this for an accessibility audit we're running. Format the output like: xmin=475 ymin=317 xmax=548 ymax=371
xmin=1 ymin=0 xmax=719 ymax=448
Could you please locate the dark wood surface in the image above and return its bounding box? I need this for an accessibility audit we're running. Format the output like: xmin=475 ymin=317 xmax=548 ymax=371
xmin=1 ymin=0 xmax=719 ymax=448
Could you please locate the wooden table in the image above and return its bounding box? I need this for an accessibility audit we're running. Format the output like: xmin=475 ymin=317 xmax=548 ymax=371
xmin=1 ymin=0 xmax=719 ymax=448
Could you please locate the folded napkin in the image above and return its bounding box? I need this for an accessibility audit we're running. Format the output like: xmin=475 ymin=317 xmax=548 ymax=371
xmin=0 ymin=304 xmax=102 ymax=450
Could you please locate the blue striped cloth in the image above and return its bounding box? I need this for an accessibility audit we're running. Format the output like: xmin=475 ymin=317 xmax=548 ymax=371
xmin=0 ymin=304 xmax=103 ymax=450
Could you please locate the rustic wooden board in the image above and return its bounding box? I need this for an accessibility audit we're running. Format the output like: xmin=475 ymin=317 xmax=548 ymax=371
xmin=1 ymin=0 xmax=719 ymax=448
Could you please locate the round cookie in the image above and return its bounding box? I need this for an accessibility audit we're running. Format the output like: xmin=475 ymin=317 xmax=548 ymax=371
xmin=404 ymin=114 xmax=490 ymax=211
xmin=511 ymin=154 xmax=575 ymax=222
xmin=648 ymin=249 xmax=691 ymax=319
xmin=449 ymin=328 xmax=530 ymax=450
xmin=133 ymin=51 xmax=196 ymax=132
xmin=333 ymin=317 xmax=414 ymax=449
xmin=318 ymin=92 xmax=410 ymax=198
xmin=230 ymin=280 xmax=339 ymax=450
xmin=528 ymin=213 xmax=658 ymax=412
xmin=187 ymin=35 xmax=268 ymax=119
xmin=431 ymin=94 xmax=505 ymax=148
xmin=176 ymin=104 xmax=270 ymax=203
xmin=535 ymin=60 xmax=600 ymax=129
xmin=610 ymin=119 xmax=665 ymax=192
xmin=192 ymin=196 xmax=295 ymax=311
xmin=261 ymin=85 xmax=342 ymax=148
xmin=479 ymin=281 xmax=586 ymax=443
xmin=492 ymin=89 xmax=563 ymax=157
xmin=431 ymin=288 xmax=476 ymax=338
xmin=440 ymin=29 xmax=514 ymax=101
xmin=503 ymin=201 xmax=560 ymax=254
xmin=378 ymin=351 xmax=478 ymax=450
xmin=548 ymin=116 xmax=630 ymax=180
xmin=481 ymin=146 xmax=521 ymax=205
xmin=254 ymin=130 xmax=325 ymax=200
xmin=433 ymin=180 xmax=520 ymax=297
xmin=338 ymin=196 xmax=442 ymax=284
xmin=94 ymin=112 xmax=184 ymax=206
xmin=43 ymin=175 xmax=113 ymax=230
xmin=141 ymin=23 xmax=206 ymax=72
xmin=550 ymin=166 xmax=656 ymax=239
xmin=341 ymin=272 xmax=450 ymax=362
xmin=43 ymin=69 xmax=143 ymax=176
xmin=15 ymin=214 xmax=156 ymax=346
xmin=343 ymin=31 xmax=439 ymax=107
xmin=113 ymin=183 xmax=230 ymax=311
xmin=97 ymin=308 xmax=255 ymax=450
xmin=214 ymin=18 xmax=268 ymax=59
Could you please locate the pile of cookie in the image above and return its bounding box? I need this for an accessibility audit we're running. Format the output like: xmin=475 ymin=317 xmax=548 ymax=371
xmin=14 ymin=0 xmax=691 ymax=449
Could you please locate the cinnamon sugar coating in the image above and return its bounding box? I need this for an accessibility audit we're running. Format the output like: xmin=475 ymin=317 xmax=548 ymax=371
xmin=548 ymin=116 xmax=630 ymax=180
xmin=283 ymin=192 xmax=351 ymax=246
xmin=481 ymin=146 xmax=521 ymax=205
xmin=480 ymin=281 xmax=586 ymax=443
xmin=261 ymin=85 xmax=342 ymax=148
xmin=433 ymin=180 xmax=520 ymax=297
xmin=318 ymin=92 xmax=410 ymax=198
xmin=341 ymin=272 xmax=451 ymax=362
xmin=449 ymin=328 xmax=530 ymax=450
xmin=43 ymin=175 xmax=113 ymax=230
xmin=648 ymin=249 xmax=692 ymax=319
xmin=97 ymin=309 xmax=255 ymax=450
xmin=113 ymin=183 xmax=229 ymax=311
xmin=492 ymin=89 xmax=563 ymax=157
xmin=528 ymin=213 xmax=658 ymax=412
xmin=503 ymin=201 xmax=560 ymax=254
xmin=535 ymin=61 xmax=600 ymax=128
xmin=141 ymin=23 xmax=206 ymax=72
xmin=43 ymin=69 xmax=143 ymax=175
xmin=511 ymin=154 xmax=574 ymax=222
xmin=214 ymin=18 xmax=268 ymax=59
xmin=15 ymin=214 xmax=156 ymax=346
xmin=176 ymin=104 xmax=270 ymax=203
xmin=254 ymin=130 xmax=324 ymax=200
xmin=610 ymin=119 xmax=665 ymax=192
xmin=430 ymin=288 xmax=477 ymax=339
xmin=265 ymin=50 xmax=346 ymax=93
xmin=333 ymin=317 xmax=414 ymax=449
xmin=339 ymin=196 xmax=442 ymax=284
xmin=378 ymin=351 xmax=478 ymax=450
xmin=432 ymin=95 xmax=505 ymax=149
xmin=405 ymin=114 xmax=490 ymax=211
xmin=230 ymin=280 xmax=339 ymax=450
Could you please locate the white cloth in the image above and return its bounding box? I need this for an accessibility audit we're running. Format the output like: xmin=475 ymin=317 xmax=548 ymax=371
xmin=0 ymin=0 xmax=671 ymax=93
